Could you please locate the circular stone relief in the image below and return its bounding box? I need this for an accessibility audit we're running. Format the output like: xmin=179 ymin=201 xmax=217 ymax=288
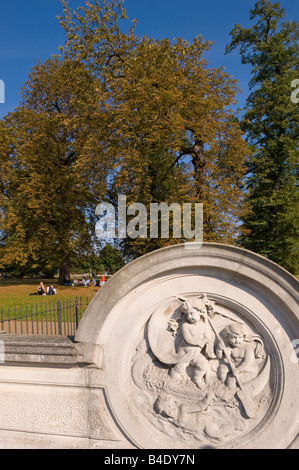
xmin=76 ymin=243 xmax=299 ymax=449
xmin=131 ymin=294 xmax=278 ymax=448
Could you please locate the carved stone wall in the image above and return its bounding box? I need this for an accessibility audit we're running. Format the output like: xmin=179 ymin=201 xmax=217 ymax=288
xmin=0 ymin=337 xmax=126 ymax=449
xmin=0 ymin=243 xmax=298 ymax=449
xmin=75 ymin=243 xmax=299 ymax=449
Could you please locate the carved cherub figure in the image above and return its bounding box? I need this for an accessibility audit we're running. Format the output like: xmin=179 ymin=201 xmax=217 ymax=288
xmin=216 ymin=323 xmax=263 ymax=389
xmin=169 ymin=298 xmax=215 ymax=388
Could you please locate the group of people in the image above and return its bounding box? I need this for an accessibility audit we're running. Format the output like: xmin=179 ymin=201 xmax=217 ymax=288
xmin=71 ymin=277 xmax=97 ymax=287
xmin=29 ymin=274 xmax=107 ymax=297
xmin=64 ymin=274 xmax=106 ymax=287
xmin=30 ymin=282 xmax=57 ymax=296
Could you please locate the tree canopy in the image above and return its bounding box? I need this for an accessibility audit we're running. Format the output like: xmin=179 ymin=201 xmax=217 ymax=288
xmin=6 ymin=0 xmax=296 ymax=279
xmin=59 ymin=0 xmax=250 ymax=253
xmin=0 ymin=57 xmax=111 ymax=281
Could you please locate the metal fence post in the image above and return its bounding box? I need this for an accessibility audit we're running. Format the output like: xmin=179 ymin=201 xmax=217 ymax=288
xmin=57 ymin=300 xmax=62 ymax=336
xmin=75 ymin=297 xmax=79 ymax=331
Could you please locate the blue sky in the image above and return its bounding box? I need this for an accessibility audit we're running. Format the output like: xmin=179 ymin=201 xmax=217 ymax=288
xmin=0 ymin=0 xmax=298 ymax=118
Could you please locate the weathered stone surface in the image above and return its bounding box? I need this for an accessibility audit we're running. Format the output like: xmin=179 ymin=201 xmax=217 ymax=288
xmin=0 ymin=338 xmax=126 ymax=447
xmin=1 ymin=335 xmax=77 ymax=364
xmin=0 ymin=243 xmax=297 ymax=449
xmin=74 ymin=243 xmax=299 ymax=449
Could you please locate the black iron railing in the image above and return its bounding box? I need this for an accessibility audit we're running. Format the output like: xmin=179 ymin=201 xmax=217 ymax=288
xmin=0 ymin=297 xmax=89 ymax=336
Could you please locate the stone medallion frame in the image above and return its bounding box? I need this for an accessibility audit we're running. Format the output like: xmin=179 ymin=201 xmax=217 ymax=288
xmin=75 ymin=243 xmax=299 ymax=449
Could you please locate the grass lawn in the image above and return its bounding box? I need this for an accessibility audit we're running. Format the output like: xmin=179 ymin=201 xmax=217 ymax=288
xmin=1 ymin=273 xmax=297 ymax=317
xmin=0 ymin=277 xmax=100 ymax=316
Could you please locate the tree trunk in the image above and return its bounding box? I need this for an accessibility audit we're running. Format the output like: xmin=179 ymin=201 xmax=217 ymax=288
xmin=191 ymin=140 xmax=214 ymax=237
xmin=191 ymin=140 xmax=206 ymax=200
xmin=58 ymin=258 xmax=71 ymax=285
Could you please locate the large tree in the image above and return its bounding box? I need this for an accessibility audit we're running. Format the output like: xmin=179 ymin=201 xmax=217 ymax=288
xmin=0 ymin=57 xmax=111 ymax=282
xmin=59 ymin=0 xmax=250 ymax=256
xmin=226 ymin=0 xmax=299 ymax=273
xmin=0 ymin=0 xmax=251 ymax=277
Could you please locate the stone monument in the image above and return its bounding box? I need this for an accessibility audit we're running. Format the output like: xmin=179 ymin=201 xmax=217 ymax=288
xmin=75 ymin=242 xmax=299 ymax=449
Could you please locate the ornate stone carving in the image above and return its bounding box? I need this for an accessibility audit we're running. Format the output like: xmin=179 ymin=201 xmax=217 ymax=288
xmin=75 ymin=243 xmax=298 ymax=449
xmin=131 ymin=294 xmax=271 ymax=446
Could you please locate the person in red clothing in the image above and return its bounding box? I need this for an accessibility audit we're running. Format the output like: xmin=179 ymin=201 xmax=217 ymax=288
xmin=100 ymin=274 xmax=106 ymax=287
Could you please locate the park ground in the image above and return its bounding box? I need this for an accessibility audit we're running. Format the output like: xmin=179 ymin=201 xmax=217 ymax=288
xmin=0 ymin=277 xmax=101 ymax=316
xmin=0 ymin=272 xmax=298 ymax=317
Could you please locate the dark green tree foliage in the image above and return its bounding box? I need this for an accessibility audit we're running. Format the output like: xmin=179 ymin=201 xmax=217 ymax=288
xmin=226 ymin=0 xmax=299 ymax=273
xmin=99 ymin=243 xmax=125 ymax=273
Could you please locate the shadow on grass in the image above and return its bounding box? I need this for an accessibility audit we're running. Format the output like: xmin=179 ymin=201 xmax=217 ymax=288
xmin=0 ymin=278 xmax=58 ymax=287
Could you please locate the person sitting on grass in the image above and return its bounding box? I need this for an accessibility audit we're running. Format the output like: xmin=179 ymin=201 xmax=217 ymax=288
xmin=38 ymin=282 xmax=45 ymax=295
xmin=47 ymin=285 xmax=57 ymax=296
xmin=30 ymin=282 xmax=45 ymax=296
xmin=63 ymin=276 xmax=72 ymax=286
